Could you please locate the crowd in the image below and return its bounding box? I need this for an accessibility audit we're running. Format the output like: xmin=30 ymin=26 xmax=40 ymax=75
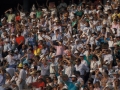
xmin=0 ymin=0 xmax=120 ymax=90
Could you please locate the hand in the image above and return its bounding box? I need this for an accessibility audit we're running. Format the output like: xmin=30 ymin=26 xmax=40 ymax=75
xmin=9 ymin=8 xmax=12 ymax=11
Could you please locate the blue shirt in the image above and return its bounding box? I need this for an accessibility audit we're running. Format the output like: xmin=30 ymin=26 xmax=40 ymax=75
xmin=65 ymin=81 xmax=78 ymax=90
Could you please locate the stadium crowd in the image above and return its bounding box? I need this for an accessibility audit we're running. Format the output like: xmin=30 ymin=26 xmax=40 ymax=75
xmin=0 ymin=0 xmax=120 ymax=90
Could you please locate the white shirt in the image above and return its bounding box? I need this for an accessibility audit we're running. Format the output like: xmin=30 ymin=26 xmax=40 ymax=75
xmin=53 ymin=25 xmax=62 ymax=33
xmin=50 ymin=63 xmax=56 ymax=74
xmin=20 ymin=12 xmax=25 ymax=19
xmin=38 ymin=34 xmax=43 ymax=41
xmin=41 ymin=48 xmax=47 ymax=55
xmin=90 ymin=61 xmax=99 ymax=72
xmin=117 ymin=26 xmax=120 ymax=36
xmin=5 ymin=55 xmax=15 ymax=65
xmin=87 ymin=36 xmax=95 ymax=45
xmin=81 ymin=60 xmax=88 ymax=67
xmin=26 ymin=76 xmax=32 ymax=85
xmin=64 ymin=65 xmax=72 ymax=77
xmin=82 ymin=27 xmax=91 ymax=35
xmin=18 ymin=69 xmax=26 ymax=81
xmin=104 ymin=54 xmax=113 ymax=64
xmin=75 ymin=64 xmax=89 ymax=75
xmin=3 ymin=43 xmax=11 ymax=52
xmin=108 ymin=40 xmax=114 ymax=48
xmin=52 ymin=34 xmax=62 ymax=41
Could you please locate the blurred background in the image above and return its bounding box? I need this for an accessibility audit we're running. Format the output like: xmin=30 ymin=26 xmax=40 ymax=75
xmin=0 ymin=0 xmax=101 ymax=17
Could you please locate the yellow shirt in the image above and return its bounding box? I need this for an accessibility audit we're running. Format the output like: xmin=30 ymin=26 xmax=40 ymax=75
xmin=34 ymin=48 xmax=40 ymax=56
xmin=6 ymin=14 xmax=15 ymax=22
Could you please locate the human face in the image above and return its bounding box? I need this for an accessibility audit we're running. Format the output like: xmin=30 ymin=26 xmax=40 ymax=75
xmin=71 ymin=77 xmax=76 ymax=82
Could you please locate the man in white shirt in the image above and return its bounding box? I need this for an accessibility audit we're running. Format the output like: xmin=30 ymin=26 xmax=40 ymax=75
xmin=79 ymin=54 xmax=88 ymax=67
xmin=52 ymin=29 xmax=62 ymax=41
xmin=103 ymin=49 xmax=113 ymax=69
xmin=17 ymin=63 xmax=26 ymax=90
xmin=4 ymin=51 xmax=16 ymax=68
xmin=49 ymin=57 xmax=57 ymax=79
xmin=74 ymin=58 xmax=89 ymax=82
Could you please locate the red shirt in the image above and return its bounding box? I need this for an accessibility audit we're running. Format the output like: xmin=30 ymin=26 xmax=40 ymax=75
xmin=15 ymin=16 xmax=21 ymax=21
xmin=38 ymin=45 xmax=43 ymax=49
xmin=16 ymin=36 xmax=25 ymax=45
xmin=31 ymin=81 xmax=45 ymax=88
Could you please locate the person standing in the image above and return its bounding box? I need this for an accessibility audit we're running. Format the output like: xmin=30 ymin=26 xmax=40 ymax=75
xmin=17 ymin=63 xmax=26 ymax=90
xmin=16 ymin=32 xmax=25 ymax=51
xmin=4 ymin=8 xmax=15 ymax=22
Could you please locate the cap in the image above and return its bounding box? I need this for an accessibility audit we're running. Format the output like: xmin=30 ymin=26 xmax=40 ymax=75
xmin=70 ymin=75 xmax=76 ymax=78
xmin=18 ymin=63 xmax=23 ymax=68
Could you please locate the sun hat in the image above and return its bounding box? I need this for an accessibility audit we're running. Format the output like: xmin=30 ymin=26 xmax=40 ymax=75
xmin=30 ymin=71 xmax=36 ymax=75
xmin=18 ymin=63 xmax=23 ymax=68
xmin=70 ymin=75 xmax=76 ymax=78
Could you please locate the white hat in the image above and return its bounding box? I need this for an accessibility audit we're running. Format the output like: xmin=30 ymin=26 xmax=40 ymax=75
xmin=74 ymin=50 xmax=78 ymax=54
xmin=79 ymin=54 xmax=84 ymax=57
xmin=70 ymin=75 xmax=76 ymax=78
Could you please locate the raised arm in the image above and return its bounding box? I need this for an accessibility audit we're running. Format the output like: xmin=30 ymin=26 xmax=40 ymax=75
xmin=17 ymin=4 xmax=21 ymax=12
xmin=36 ymin=1 xmax=40 ymax=7
xmin=5 ymin=8 xmax=11 ymax=14
xmin=46 ymin=0 xmax=49 ymax=9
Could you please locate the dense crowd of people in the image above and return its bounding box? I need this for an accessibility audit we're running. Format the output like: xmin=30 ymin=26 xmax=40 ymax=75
xmin=0 ymin=0 xmax=120 ymax=90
